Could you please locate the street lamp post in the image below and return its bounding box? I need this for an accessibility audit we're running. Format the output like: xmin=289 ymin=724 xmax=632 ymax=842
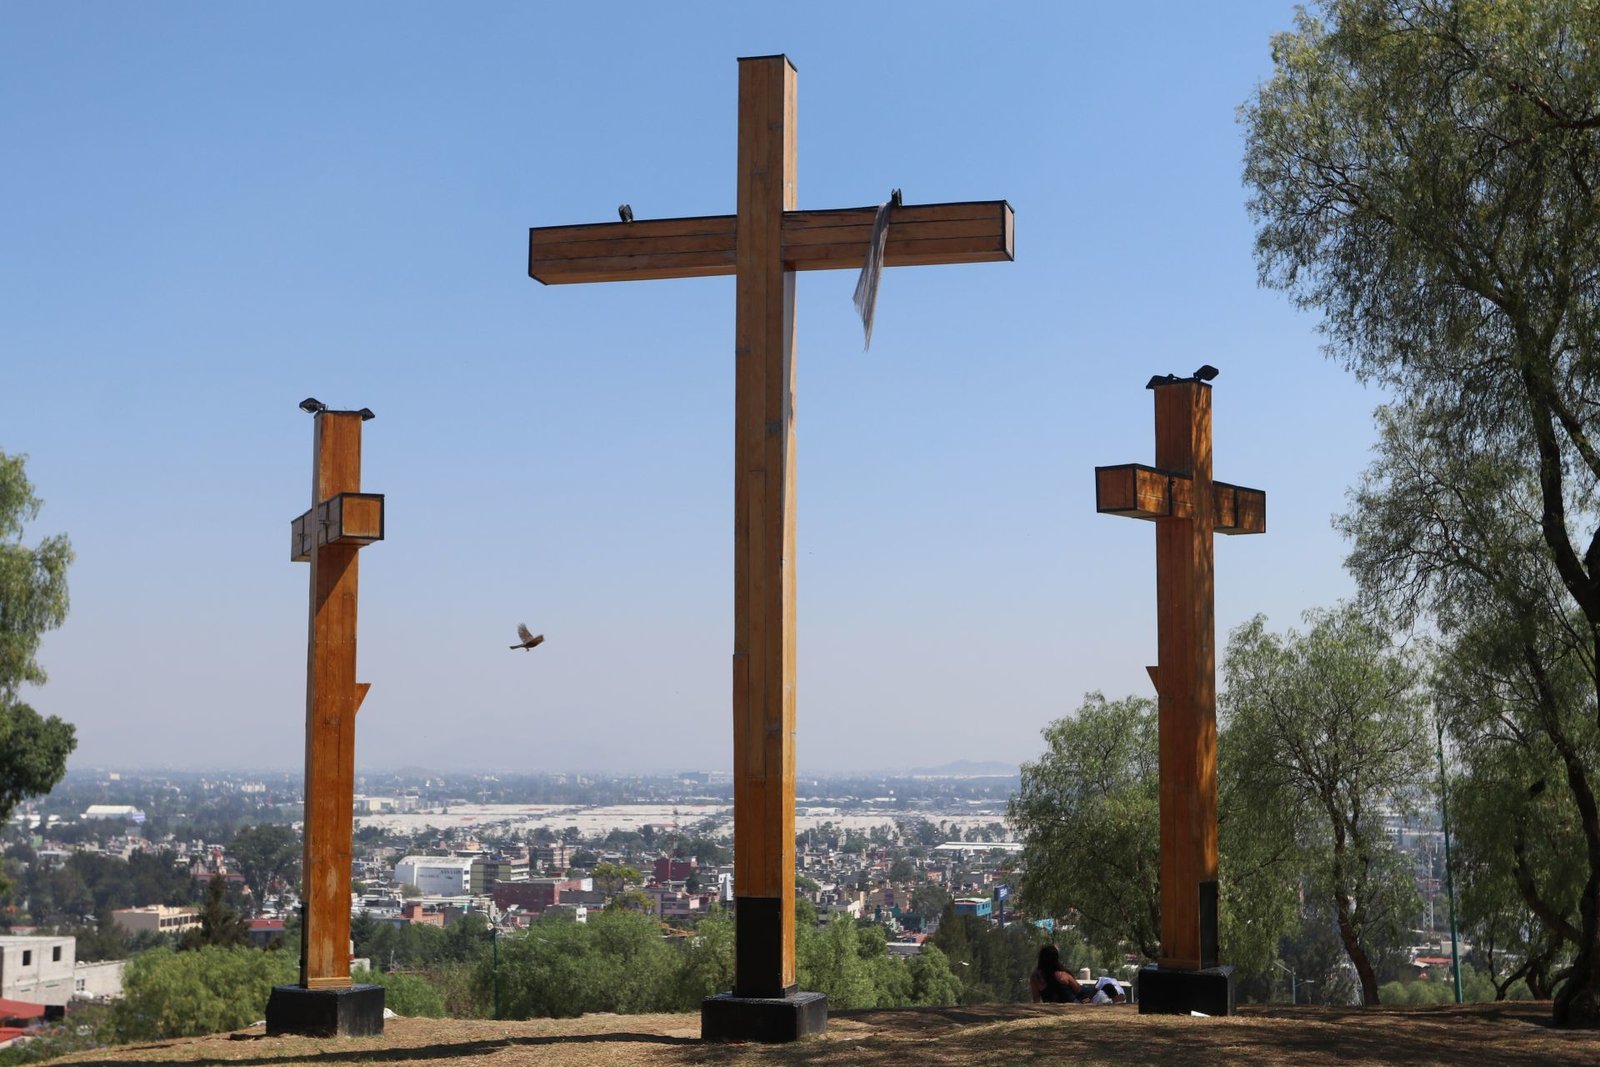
xmin=1272 ymin=960 xmax=1297 ymax=1005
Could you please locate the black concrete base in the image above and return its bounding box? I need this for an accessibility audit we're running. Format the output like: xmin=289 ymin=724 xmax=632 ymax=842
xmin=701 ymin=991 xmax=827 ymax=1042
xmin=1135 ymin=963 xmax=1235 ymax=1016
xmin=265 ymin=983 xmax=385 ymax=1037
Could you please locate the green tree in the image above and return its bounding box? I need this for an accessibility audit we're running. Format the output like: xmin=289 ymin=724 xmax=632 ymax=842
xmin=1221 ymin=608 xmax=1431 ymax=1005
xmin=1434 ymin=601 xmax=1591 ymax=998
xmin=0 ymin=454 xmax=75 ymax=850
xmin=180 ymin=875 xmax=250 ymax=950
xmin=1009 ymin=692 xmax=1160 ymax=959
xmin=929 ymin=907 xmax=1050 ymax=1004
xmin=678 ymin=907 xmax=735 ymax=1003
xmin=1241 ymin=0 xmax=1600 ymax=1026
xmin=228 ymin=824 xmax=300 ymax=904
xmin=907 ymin=883 xmax=951 ymax=928
xmin=365 ymin=967 xmax=446 ymax=1017
xmin=114 ymin=946 xmax=296 ymax=1040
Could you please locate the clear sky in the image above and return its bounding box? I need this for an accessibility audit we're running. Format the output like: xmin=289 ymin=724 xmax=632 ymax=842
xmin=0 ymin=2 xmax=1378 ymax=775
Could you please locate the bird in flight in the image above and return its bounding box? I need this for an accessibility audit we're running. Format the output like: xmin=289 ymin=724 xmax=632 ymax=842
xmin=618 ymin=203 xmax=634 ymax=223
xmin=510 ymin=624 xmax=545 ymax=651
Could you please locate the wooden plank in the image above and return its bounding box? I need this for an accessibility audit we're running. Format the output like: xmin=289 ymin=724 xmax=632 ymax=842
xmin=526 ymin=201 xmax=1013 ymax=284
xmin=1153 ymin=381 xmax=1210 ymax=972
xmin=731 ymin=54 xmax=798 ymax=1000
xmin=300 ymin=410 xmax=364 ymax=991
xmin=1217 ymin=484 xmax=1266 ymax=535
xmin=1097 ymin=464 xmax=1174 ymax=519
xmin=531 ymin=213 xmax=736 ymax=248
xmin=1095 ymin=467 xmax=1261 ymax=528
xmin=783 ymin=201 xmax=1014 ymax=271
xmin=290 ymin=509 xmax=313 ymax=563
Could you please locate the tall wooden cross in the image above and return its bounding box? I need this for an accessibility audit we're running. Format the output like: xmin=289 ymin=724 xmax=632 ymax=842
xmin=1093 ymin=374 xmax=1264 ymax=983
xmin=287 ymin=407 xmax=384 ymax=991
xmin=528 ymin=55 xmax=1012 ymax=1025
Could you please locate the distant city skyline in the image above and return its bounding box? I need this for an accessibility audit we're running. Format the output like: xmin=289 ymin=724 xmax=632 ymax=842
xmin=3 ymin=3 xmax=1376 ymax=774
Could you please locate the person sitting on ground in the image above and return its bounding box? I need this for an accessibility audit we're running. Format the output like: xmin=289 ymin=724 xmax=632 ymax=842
xmin=1029 ymin=944 xmax=1084 ymax=1003
xmin=1089 ymin=975 xmax=1127 ymax=1004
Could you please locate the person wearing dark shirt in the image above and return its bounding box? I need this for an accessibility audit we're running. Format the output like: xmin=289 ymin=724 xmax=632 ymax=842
xmin=1028 ymin=944 xmax=1084 ymax=1003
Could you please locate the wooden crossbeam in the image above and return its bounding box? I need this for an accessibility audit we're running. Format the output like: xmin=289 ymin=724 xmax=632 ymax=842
xmin=1093 ymin=464 xmax=1266 ymax=534
xmin=528 ymin=200 xmax=1014 ymax=285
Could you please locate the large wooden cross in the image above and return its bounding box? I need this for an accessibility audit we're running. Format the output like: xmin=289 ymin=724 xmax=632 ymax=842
xmin=528 ymin=55 xmax=1012 ymax=1013
xmin=1094 ymin=375 xmax=1264 ymax=977
xmin=287 ymin=407 xmax=384 ymax=991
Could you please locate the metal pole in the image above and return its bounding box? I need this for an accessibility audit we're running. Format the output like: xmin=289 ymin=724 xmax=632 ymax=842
xmin=1436 ymin=714 xmax=1464 ymax=1004
xmin=492 ymin=924 xmax=500 ymax=1020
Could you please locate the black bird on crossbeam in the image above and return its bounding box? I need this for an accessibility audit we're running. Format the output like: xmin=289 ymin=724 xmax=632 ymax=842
xmin=618 ymin=204 xmax=634 ymax=223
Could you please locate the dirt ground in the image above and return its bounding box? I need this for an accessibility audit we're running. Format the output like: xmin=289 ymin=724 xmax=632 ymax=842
xmin=47 ymin=1001 xmax=1600 ymax=1067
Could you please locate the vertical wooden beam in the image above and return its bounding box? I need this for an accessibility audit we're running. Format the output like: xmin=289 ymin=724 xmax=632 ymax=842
xmin=732 ymin=53 xmax=798 ymax=999
xmin=1152 ymin=382 xmax=1216 ymax=971
xmin=300 ymin=411 xmax=363 ymax=990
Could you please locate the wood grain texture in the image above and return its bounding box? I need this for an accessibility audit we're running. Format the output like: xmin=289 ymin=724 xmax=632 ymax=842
xmin=527 ymin=201 xmax=1013 ymax=284
xmin=731 ymin=54 xmax=798 ymax=998
xmin=298 ymin=411 xmax=366 ymax=990
xmin=1152 ymin=382 xmax=1215 ymax=971
xmin=1098 ymin=467 xmax=1265 ymax=536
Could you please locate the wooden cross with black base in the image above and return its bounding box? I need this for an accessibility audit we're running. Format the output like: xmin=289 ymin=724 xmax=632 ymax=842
xmin=527 ymin=54 xmax=1012 ymax=1043
xmin=1094 ymin=372 xmax=1265 ymax=1016
xmin=266 ymin=404 xmax=387 ymax=1038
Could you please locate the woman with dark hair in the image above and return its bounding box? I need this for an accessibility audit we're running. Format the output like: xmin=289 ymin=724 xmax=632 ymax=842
xmin=1029 ymin=944 xmax=1084 ymax=1003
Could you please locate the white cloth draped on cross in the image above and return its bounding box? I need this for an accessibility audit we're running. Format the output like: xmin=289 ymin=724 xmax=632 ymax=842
xmin=852 ymin=188 xmax=902 ymax=349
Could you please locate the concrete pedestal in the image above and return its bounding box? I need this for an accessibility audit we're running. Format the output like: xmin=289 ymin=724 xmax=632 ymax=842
xmin=1135 ymin=964 xmax=1235 ymax=1016
xmin=701 ymin=991 xmax=827 ymax=1042
xmin=265 ymin=983 xmax=385 ymax=1037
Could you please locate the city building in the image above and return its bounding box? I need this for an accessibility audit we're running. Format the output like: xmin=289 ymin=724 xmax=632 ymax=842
xmin=80 ymin=805 xmax=145 ymax=824
xmin=73 ymin=959 xmax=126 ymax=1001
xmin=953 ymin=897 xmax=993 ymax=919
xmin=0 ymin=936 xmax=75 ymax=1006
xmin=394 ymin=855 xmax=481 ymax=895
xmin=653 ymin=856 xmax=698 ymax=883
xmin=532 ymin=843 xmax=572 ymax=872
xmin=111 ymin=905 xmax=201 ymax=938
xmin=481 ymin=853 xmax=529 ymax=886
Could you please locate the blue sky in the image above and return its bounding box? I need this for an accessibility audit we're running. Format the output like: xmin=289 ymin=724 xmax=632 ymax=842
xmin=0 ymin=2 xmax=1377 ymax=774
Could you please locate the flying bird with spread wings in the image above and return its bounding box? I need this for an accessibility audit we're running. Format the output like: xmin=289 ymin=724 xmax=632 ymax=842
xmin=510 ymin=624 xmax=545 ymax=651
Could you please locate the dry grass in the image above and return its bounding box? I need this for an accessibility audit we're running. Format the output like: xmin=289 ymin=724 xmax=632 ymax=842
xmin=43 ymin=1001 xmax=1600 ymax=1067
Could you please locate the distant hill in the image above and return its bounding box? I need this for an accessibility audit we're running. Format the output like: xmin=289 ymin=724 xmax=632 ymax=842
xmin=906 ymin=759 xmax=1019 ymax=778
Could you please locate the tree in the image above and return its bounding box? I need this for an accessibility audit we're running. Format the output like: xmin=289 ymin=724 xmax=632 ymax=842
xmin=929 ymin=906 xmax=1050 ymax=1004
xmin=1242 ymin=0 xmax=1600 ymax=1026
xmin=591 ymin=862 xmax=640 ymax=898
xmin=114 ymin=946 xmax=296 ymax=1040
xmin=0 ymin=453 xmax=75 ymax=844
xmin=180 ymin=875 xmax=250 ymax=950
xmin=1433 ymin=596 xmax=1591 ymax=998
xmin=1009 ymin=692 xmax=1160 ymax=960
xmin=1220 ymin=608 xmax=1432 ymax=1005
xmin=365 ymin=968 xmax=445 ymax=1017
xmin=228 ymin=824 xmax=300 ymax=904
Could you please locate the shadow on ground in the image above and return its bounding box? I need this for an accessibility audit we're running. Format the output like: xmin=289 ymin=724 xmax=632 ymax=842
xmin=82 ymin=1031 xmax=700 ymax=1067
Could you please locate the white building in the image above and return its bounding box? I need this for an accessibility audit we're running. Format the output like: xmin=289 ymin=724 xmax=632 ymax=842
xmin=73 ymin=959 xmax=126 ymax=1001
xmin=394 ymin=855 xmax=480 ymax=896
xmin=0 ymin=935 xmax=75 ymax=1006
xmin=81 ymin=804 xmax=146 ymax=824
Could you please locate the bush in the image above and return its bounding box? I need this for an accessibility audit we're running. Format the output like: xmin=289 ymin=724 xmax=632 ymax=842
xmin=367 ymin=968 xmax=446 ymax=1017
xmin=114 ymin=946 xmax=296 ymax=1040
